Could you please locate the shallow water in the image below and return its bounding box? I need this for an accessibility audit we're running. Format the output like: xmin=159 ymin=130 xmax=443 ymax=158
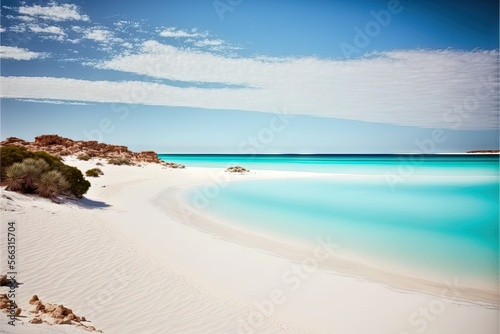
xmin=161 ymin=154 xmax=499 ymax=289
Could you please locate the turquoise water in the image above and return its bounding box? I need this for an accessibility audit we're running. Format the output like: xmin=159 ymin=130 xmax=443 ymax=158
xmin=159 ymin=154 xmax=499 ymax=176
xmin=160 ymin=154 xmax=499 ymax=286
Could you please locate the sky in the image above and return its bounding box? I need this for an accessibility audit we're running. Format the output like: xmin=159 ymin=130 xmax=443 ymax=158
xmin=0 ymin=0 xmax=499 ymax=153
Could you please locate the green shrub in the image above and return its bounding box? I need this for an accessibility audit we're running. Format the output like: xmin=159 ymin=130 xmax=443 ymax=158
xmin=58 ymin=165 xmax=91 ymax=198
xmin=85 ymin=168 xmax=103 ymax=177
xmin=3 ymin=158 xmax=64 ymax=197
xmin=1 ymin=146 xmax=91 ymax=199
xmin=20 ymin=158 xmax=49 ymax=192
xmin=108 ymin=157 xmax=133 ymax=166
xmin=4 ymin=163 xmax=26 ymax=192
xmin=32 ymin=151 xmax=63 ymax=169
xmin=1 ymin=146 xmax=64 ymax=180
xmin=35 ymin=170 xmax=69 ymax=199
xmin=77 ymin=154 xmax=91 ymax=161
xmin=0 ymin=146 xmax=34 ymax=180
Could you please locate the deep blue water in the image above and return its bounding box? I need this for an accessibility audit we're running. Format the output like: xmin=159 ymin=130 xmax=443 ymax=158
xmin=159 ymin=154 xmax=499 ymax=286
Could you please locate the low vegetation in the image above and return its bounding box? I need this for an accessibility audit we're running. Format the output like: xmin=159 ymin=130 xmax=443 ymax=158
xmin=162 ymin=162 xmax=186 ymax=169
xmin=36 ymin=170 xmax=70 ymax=198
xmin=85 ymin=168 xmax=104 ymax=177
xmin=225 ymin=166 xmax=250 ymax=173
xmin=77 ymin=154 xmax=91 ymax=161
xmin=1 ymin=146 xmax=91 ymax=199
xmin=107 ymin=157 xmax=133 ymax=166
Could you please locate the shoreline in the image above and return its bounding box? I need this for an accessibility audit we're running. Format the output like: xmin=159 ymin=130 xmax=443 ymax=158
xmin=1 ymin=158 xmax=498 ymax=333
xmin=152 ymin=171 xmax=499 ymax=308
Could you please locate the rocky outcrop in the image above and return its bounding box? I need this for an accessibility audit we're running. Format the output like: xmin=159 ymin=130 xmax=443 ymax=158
xmin=1 ymin=137 xmax=30 ymax=146
xmin=0 ymin=293 xmax=21 ymax=317
xmin=162 ymin=162 xmax=186 ymax=169
xmin=225 ymin=166 xmax=250 ymax=173
xmin=28 ymin=295 xmax=101 ymax=332
xmin=1 ymin=135 xmax=161 ymax=164
xmin=136 ymin=151 xmax=161 ymax=163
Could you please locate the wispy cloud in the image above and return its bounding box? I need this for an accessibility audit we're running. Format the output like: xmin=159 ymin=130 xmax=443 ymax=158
xmin=16 ymin=98 xmax=93 ymax=105
xmin=5 ymin=14 xmax=36 ymax=22
xmin=159 ymin=27 xmax=205 ymax=38
xmin=0 ymin=46 xmax=47 ymax=60
xmin=28 ymin=23 xmax=65 ymax=36
xmin=2 ymin=47 xmax=498 ymax=131
xmin=82 ymin=27 xmax=123 ymax=45
xmin=18 ymin=2 xmax=90 ymax=22
xmin=193 ymin=38 xmax=225 ymax=47
xmin=6 ymin=22 xmax=68 ymax=42
xmin=83 ymin=28 xmax=112 ymax=42
xmin=9 ymin=24 xmax=27 ymax=33
xmin=159 ymin=27 xmax=239 ymax=52
xmin=0 ymin=13 xmax=497 ymax=132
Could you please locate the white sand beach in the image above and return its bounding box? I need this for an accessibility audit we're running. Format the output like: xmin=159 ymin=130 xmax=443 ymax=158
xmin=1 ymin=158 xmax=498 ymax=334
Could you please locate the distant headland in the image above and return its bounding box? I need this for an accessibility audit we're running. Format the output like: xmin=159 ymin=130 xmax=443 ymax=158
xmin=466 ymin=150 xmax=500 ymax=154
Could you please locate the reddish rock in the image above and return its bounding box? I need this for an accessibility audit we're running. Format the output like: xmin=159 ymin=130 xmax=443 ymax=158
xmin=44 ymin=303 xmax=56 ymax=313
xmin=30 ymin=317 xmax=43 ymax=324
xmin=24 ymin=296 xmax=101 ymax=331
xmin=0 ymin=294 xmax=14 ymax=311
xmin=1 ymin=134 xmax=164 ymax=164
xmin=29 ymin=295 xmax=39 ymax=304
xmin=54 ymin=318 xmax=72 ymax=325
xmin=34 ymin=134 xmax=67 ymax=146
xmin=136 ymin=151 xmax=161 ymax=163
xmin=1 ymin=137 xmax=29 ymax=146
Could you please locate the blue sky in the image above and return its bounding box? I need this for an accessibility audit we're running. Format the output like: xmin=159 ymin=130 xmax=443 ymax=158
xmin=1 ymin=0 xmax=498 ymax=153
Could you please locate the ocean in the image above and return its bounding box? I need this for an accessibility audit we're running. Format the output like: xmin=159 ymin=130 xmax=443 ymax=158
xmin=158 ymin=154 xmax=499 ymax=291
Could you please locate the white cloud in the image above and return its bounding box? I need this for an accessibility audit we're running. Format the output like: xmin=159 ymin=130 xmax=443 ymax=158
xmin=18 ymin=2 xmax=89 ymax=22
xmin=83 ymin=28 xmax=122 ymax=45
xmin=5 ymin=14 xmax=35 ymax=22
xmin=28 ymin=24 xmax=65 ymax=36
xmin=114 ymin=20 xmax=141 ymax=29
xmin=191 ymin=38 xmax=242 ymax=53
xmin=10 ymin=24 xmax=27 ymax=33
xmin=193 ymin=39 xmax=225 ymax=47
xmin=0 ymin=46 xmax=47 ymax=60
xmin=16 ymin=98 xmax=92 ymax=105
xmin=83 ymin=28 xmax=111 ymax=42
xmin=17 ymin=15 xmax=36 ymax=22
xmin=1 ymin=47 xmax=498 ymax=130
xmin=159 ymin=27 xmax=205 ymax=38
xmin=40 ymin=35 xmax=66 ymax=42
xmin=0 ymin=27 xmax=5 ymax=33
xmin=159 ymin=28 xmax=239 ymax=52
